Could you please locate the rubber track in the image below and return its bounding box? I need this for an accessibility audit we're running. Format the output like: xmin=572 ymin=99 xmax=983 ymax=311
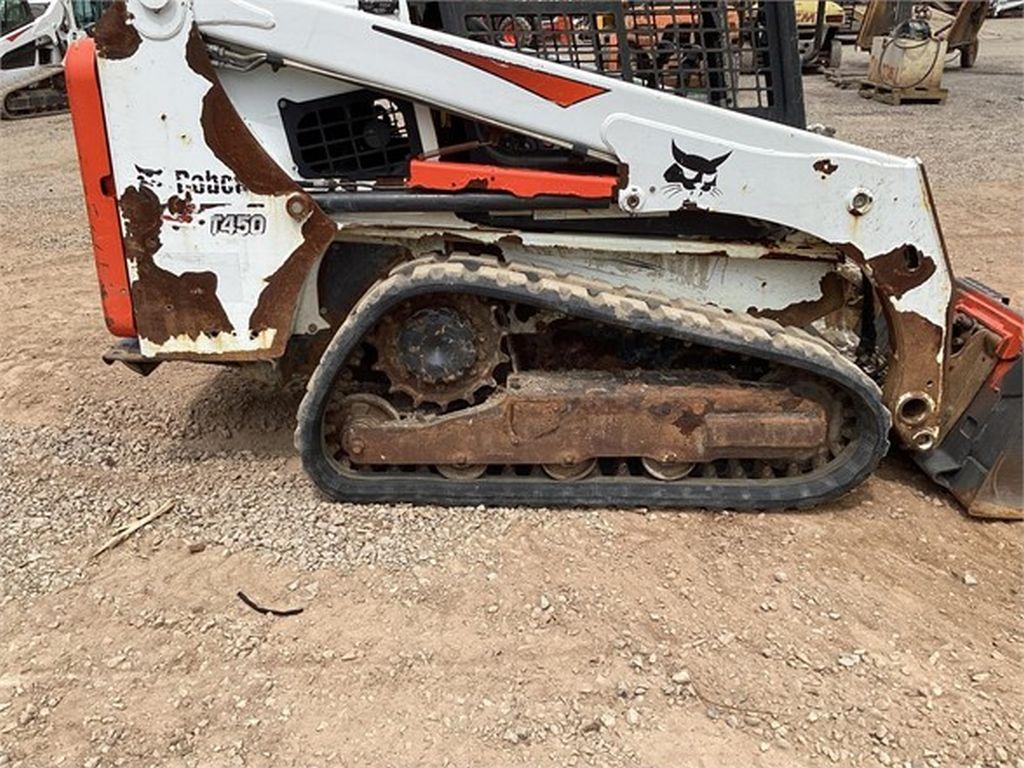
xmin=296 ymin=256 xmax=892 ymax=510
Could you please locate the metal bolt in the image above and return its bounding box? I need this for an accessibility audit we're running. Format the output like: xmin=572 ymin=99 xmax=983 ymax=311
xmin=286 ymin=194 xmax=310 ymax=220
xmin=625 ymin=193 xmax=641 ymax=210
xmin=348 ymin=438 xmax=365 ymax=456
xmin=912 ymin=430 xmax=936 ymax=451
xmin=848 ymin=189 xmax=874 ymax=216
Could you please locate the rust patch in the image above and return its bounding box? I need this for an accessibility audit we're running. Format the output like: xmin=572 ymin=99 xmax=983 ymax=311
xmin=249 ymin=212 xmax=338 ymax=334
xmin=884 ymin=309 xmax=944 ymax=401
xmin=673 ymin=410 xmax=703 ymax=436
xmin=341 ymin=371 xmax=828 ymax=466
xmin=866 ymin=245 xmax=937 ymax=301
xmin=164 ymin=192 xmax=196 ymax=224
xmin=93 ymin=1 xmax=141 ymax=61
xmin=835 ymin=241 xmax=945 ymax=442
xmin=749 ymin=271 xmax=847 ymax=327
xmin=813 ymin=159 xmax=838 ymax=177
xmin=186 ymin=28 xmax=295 ymax=197
xmin=183 ymin=25 xmax=335 ymax=354
xmin=837 ymin=243 xmax=936 ymax=302
xmin=121 ymin=185 xmax=233 ymax=346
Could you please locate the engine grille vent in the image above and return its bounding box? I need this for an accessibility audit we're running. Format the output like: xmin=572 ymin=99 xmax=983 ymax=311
xmin=279 ymin=90 xmax=422 ymax=180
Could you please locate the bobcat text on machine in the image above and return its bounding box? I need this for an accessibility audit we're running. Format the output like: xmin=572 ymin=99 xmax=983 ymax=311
xmin=66 ymin=0 xmax=1022 ymax=516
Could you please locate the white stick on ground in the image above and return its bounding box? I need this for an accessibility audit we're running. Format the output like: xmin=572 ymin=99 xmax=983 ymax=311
xmin=91 ymin=499 xmax=176 ymax=559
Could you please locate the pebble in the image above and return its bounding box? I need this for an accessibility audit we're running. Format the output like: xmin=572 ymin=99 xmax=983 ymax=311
xmin=671 ymin=669 xmax=691 ymax=684
xmin=963 ymin=572 xmax=978 ymax=586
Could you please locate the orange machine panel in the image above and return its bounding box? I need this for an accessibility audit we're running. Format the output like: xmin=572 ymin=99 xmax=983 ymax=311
xmin=66 ymin=37 xmax=135 ymax=338
xmin=408 ymin=159 xmax=618 ymax=200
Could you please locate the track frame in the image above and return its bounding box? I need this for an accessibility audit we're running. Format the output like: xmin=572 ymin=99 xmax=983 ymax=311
xmin=296 ymin=256 xmax=891 ymax=510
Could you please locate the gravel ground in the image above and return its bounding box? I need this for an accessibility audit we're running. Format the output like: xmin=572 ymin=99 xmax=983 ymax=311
xmin=1 ymin=18 xmax=1022 ymax=768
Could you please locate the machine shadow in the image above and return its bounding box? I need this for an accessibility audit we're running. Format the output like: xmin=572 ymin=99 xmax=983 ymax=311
xmin=172 ymin=366 xmax=308 ymax=461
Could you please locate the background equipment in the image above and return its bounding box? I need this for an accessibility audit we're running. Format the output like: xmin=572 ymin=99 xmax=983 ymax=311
xmin=0 ymin=0 xmax=112 ymax=118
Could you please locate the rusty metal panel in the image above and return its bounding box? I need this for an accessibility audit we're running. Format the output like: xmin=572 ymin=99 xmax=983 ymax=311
xmin=342 ymin=371 xmax=828 ymax=466
xmin=93 ymin=2 xmax=334 ymax=360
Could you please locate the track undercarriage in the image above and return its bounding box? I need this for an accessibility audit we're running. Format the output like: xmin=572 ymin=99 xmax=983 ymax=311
xmin=2 ymin=74 xmax=68 ymax=119
xmin=297 ymin=256 xmax=891 ymax=509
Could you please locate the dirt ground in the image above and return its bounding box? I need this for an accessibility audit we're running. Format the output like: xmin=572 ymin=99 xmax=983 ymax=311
xmin=1 ymin=18 xmax=1022 ymax=768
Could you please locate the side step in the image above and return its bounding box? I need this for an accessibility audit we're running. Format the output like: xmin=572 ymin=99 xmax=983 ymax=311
xmin=102 ymin=339 xmax=161 ymax=377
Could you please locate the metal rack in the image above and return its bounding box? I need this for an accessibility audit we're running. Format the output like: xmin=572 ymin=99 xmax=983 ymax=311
xmin=436 ymin=1 xmax=806 ymax=128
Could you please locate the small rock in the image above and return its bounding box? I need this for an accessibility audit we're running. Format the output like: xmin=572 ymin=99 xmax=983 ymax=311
xmin=626 ymin=708 xmax=640 ymax=726
xmin=18 ymin=703 xmax=36 ymax=726
xmin=671 ymin=669 xmax=691 ymax=684
xmin=971 ymin=672 xmax=991 ymax=683
xmin=539 ymin=594 xmax=551 ymax=611
xmin=774 ymin=571 xmax=788 ymax=583
xmin=599 ymin=712 xmax=616 ymax=729
xmin=962 ymin=572 xmax=978 ymax=586
xmin=837 ymin=654 xmax=859 ymax=668
xmin=187 ymin=542 xmax=206 ymax=554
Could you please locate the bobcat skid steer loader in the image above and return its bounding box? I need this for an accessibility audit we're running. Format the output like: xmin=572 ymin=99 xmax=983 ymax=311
xmin=66 ymin=0 xmax=1022 ymax=516
xmin=0 ymin=0 xmax=112 ymax=118
xmin=0 ymin=0 xmax=77 ymax=118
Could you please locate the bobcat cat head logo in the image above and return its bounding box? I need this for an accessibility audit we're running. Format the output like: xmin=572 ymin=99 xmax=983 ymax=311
xmin=663 ymin=143 xmax=732 ymax=198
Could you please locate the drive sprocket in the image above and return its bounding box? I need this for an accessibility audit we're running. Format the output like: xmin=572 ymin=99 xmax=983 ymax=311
xmin=370 ymin=294 xmax=508 ymax=409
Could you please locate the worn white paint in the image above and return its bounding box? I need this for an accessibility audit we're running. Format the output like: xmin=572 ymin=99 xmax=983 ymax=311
xmin=98 ymin=0 xmax=315 ymax=356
